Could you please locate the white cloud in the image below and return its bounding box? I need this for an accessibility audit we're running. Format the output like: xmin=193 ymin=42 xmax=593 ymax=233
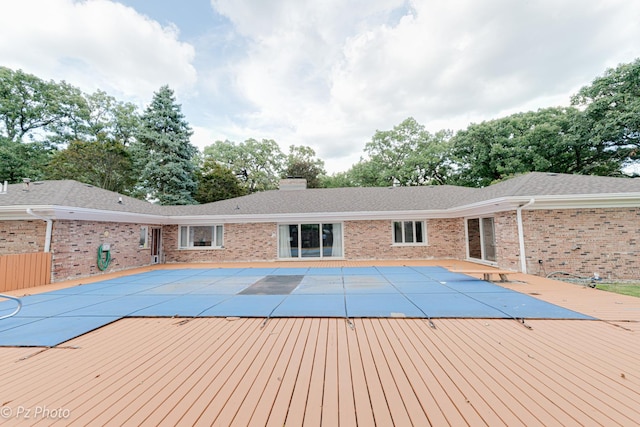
xmin=207 ymin=0 xmax=640 ymax=173
xmin=0 ymin=0 xmax=197 ymax=103
xmin=209 ymin=0 xmax=410 ymax=165
xmin=2 ymin=0 xmax=639 ymax=175
xmin=331 ymin=0 xmax=638 ymax=121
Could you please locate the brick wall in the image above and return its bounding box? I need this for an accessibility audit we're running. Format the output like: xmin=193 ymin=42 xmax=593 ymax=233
xmin=163 ymin=219 xmax=467 ymax=263
xmin=494 ymin=212 xmax=521 ymax=271
xmin=51 ymin=220 xmax=154 ymax=282
xmin=341 ymin=219 xmax=466 ymax=260
xmin=0 ymin=220 xmax=46 ymax=254
xmin=163 ymin=223 xmax=278 ymax=263
xmin=9 ymin=208 xmax=638 ymax=281
xmin=519 ymin=208 xmax=639 ymax=279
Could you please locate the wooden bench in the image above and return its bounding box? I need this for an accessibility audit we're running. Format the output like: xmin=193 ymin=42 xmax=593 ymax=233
xmin=449 ymin=269 xmax=516 ymax=282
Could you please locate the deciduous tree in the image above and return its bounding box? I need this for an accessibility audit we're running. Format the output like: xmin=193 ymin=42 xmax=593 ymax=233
xmin=0 ymin=137 xmax=50 ymax=182
xmin=450 ymin=107 xmax=625 ymax=187
xmin=203 ymin=138 xmax=285 ymax=192
xmin=283 ymin=145 xmax=326 ymax=188
xmin=195 ymin=159 xmax=247 ymax=203
xmin=0 ymin=67 xmax=86 ymax=145
xmin=351 ymin=117 xmax=452 ymax=187
xmin=572 ymin=58 xmax=640 ymax=173
xmin=45 ymin=140 xmax=134 ymax=193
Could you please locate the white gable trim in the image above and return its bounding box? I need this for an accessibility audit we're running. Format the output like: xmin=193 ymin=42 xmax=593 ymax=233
xmin=1 ymin=194 xmax=638 ymax=224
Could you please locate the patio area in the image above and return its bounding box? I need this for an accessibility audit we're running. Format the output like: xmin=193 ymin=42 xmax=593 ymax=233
xmin=0 ymin=260 xmax=639 ymax=425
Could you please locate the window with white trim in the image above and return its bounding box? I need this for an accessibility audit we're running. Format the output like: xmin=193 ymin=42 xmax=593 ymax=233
xmin=139 ymin=226 xmax=148 ymax=248
xmin=179 ymin=225 xmax=223 ymax=249
xmin=393 ymin=220 xmax=426 ymax=245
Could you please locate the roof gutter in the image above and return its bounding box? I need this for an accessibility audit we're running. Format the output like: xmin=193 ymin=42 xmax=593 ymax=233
xmin=516 ymin=198 xmax=535 ymax=273
xmin=26 ymin=208 xmax=52 ymax=253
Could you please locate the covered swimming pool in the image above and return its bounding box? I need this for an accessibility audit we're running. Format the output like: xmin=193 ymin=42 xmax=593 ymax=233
xmin=0 ymin=266 xmax=593 ymax=346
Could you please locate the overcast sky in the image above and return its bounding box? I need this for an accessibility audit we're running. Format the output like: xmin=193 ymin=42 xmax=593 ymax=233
xmin=2 ymin=0 xmax=639 ymax=173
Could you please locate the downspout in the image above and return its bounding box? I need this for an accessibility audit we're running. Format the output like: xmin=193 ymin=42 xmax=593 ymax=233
xmin=516 ymin=199 xmax=535 ymax=274
xmin=26 ymin=208 xmax=52 ymax=253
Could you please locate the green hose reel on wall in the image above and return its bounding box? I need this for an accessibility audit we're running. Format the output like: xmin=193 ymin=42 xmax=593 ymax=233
xmin=97 ymin=243 xmax=112 ymax=271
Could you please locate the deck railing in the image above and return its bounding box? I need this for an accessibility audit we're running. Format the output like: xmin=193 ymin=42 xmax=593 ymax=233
xmin=0 ymin=252 xmax=52 ymax=292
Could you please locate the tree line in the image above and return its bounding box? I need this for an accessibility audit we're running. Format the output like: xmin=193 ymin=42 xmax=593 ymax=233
xmin=1 ymin=59 xmax=638 ymax=204
xmin=330 ymin=58 xmax=639 ymax=188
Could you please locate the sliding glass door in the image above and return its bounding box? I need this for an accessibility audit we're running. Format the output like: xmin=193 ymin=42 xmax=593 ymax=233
xmin=278 ymin=223 xmax=343 ymax=259
xmin=301 ymin=224 xmax=320 ymax=257
xmin=467 ymin=217 xmax=496 ymax=262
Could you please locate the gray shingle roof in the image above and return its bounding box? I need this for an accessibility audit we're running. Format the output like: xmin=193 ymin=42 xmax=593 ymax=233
xmin=0 ymin=180 xmax=162 ymax=215
xmin=162 ymin=185 xmax=479 ymax=216
xmin=473 ymin=172 xmax=640 ymax=200
xmin=1 ymin=173 xmax=639 ymax=218
xmin=171 ymin=172 xmax=640 ymax=216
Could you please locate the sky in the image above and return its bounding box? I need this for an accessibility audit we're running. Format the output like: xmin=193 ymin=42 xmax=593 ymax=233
xmin=1 ymin=0 xmax=640 ymax=174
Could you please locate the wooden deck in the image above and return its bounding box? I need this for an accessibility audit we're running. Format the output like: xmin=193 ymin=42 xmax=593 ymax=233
xmin=1 ymin=317 xmax=638 ymax=426
xmin=1 ymin=260 xmax=639 ymax=426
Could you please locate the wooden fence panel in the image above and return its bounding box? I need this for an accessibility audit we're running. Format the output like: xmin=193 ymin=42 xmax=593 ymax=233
xmin=0 ymin=252 xmax=52 ymax=292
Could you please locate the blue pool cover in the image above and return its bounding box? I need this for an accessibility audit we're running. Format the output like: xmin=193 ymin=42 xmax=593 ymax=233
xmin=0 ymin=266 xmax=594 ymax=346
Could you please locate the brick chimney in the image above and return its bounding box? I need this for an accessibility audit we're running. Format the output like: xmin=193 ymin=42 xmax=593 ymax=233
xmin=279 ymin=178 xmax=307 ymax=190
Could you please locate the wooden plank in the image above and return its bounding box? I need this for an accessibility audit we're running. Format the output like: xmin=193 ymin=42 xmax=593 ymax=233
xmin=27 ymin=252 xmax=37 ymax=288
xmin=259 ymin=318 xmax=313 ymax=426
xmin=134 ymin=318 xmax=256 ymax=426
xmin=367 ymin=319 xmax=430 ymax=426
xmin=424 ymin=320 xmax=530 ymax=426
xmin=171 ymin=319 xmax=282 ymax=426
xmin=17 ymin=252 xmax=27 ymax=289
xmin=344 ymin=319 xmax=376 ymax=427
xmin=321 ymin=318 xmax=339 ymax=427
xmin=301 ymin=317 xmax=328 ymax=426
xmin=491 ymin=319 xmax=640 ymax=425
xmin=96 ymin=319 xmax=237 ymax=425
xmin=450 ymin=269 xmax=514 ymax=274
xmin=450 ymin=269 xmax=515 ymax=282
xmin=444 ymin=319 xmax=575 ymax=426
xmin=44 ymin=252 xmax=52 ymax=285
xmin=335 ymin=320 xmax=357 ymax=427
xmin=402 ymin=319 xmax=497 ymax=426
xmin=209 ymin=318 xmax=297 ymax=426
xmin=379 ymin=319 xmax=460 ymax=426
xmin=60 ymin=319 xmax=221 ymax=424
xmin=360 ymin=319 xmax=410 ymax=426
xmin=6 ymin=254 xmax=18 ymax=290
xmin=0 ymin=252 xmax=51 ymax=291
xmin=68 ymin=319 xmax=231 ymax=425
xmin=0 ymin=255 xmax=7 ymax=292
xmin=233 ymin=319 xmax=304 ymax=425
xmin=284 ymin=319 xmax=321 ymax=426
xmin=352 ymin=318 xmax=395 ymax=426
xmin=20 ymin=252 xmax=29 ymax=288
xmin=31 ymin=252 xmax=42 ymax=286
xmin=28 ymin=252 xmax=38 ymax=287
xmin=491 ymin=318 xmax=631 ymax=426
xmin=0 ymin=316 xmax=639 ymax=426
xmin=6 ymin=319 xmax=168 ymax=415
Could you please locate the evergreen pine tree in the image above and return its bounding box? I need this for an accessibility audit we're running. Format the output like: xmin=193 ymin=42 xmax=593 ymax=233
xmin=135 ymin=85 xmax=198 ymax=205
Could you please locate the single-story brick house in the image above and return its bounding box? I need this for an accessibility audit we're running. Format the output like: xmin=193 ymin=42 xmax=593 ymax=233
xmin=0 ymin=172 xmax=639 ymax=283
